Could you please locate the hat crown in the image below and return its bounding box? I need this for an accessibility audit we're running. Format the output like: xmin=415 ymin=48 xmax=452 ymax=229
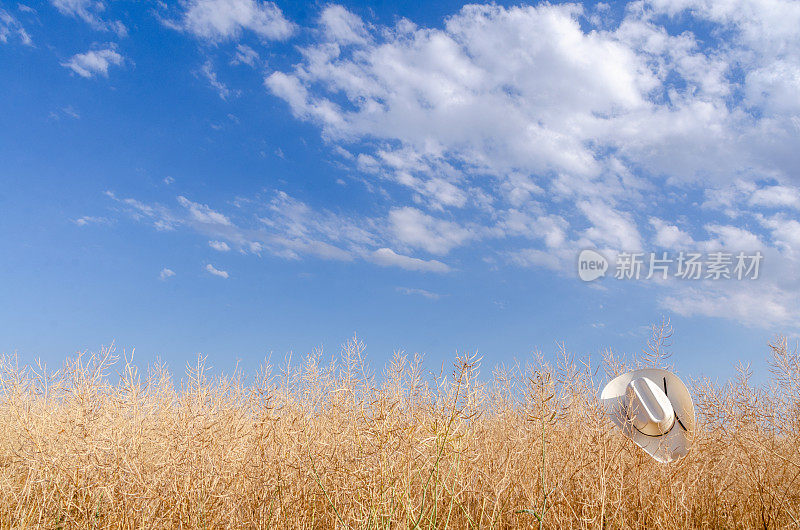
xmin=626 ymin=377 xmax=675 ymax=436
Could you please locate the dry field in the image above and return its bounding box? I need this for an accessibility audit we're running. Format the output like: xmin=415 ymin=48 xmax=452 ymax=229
xmin=1 ymin=327 xmax=799 ymax=528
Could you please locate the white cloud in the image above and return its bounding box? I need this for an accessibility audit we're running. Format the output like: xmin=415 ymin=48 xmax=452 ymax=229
xmin=106 ymin=190 xmax=179 ymax=230
xmin=102 ymin=0 xmax=800 ymax=329
xmin=110 ymin=189 xmax=464 ymax=274
xmin=159 ymin=268 xmax=176 ymax=281
xmin=758 ymin=214 xmax=800 ymax=254
xmin=198 ymin=60 xmax=235 ymax=100
xmin=112 ymin=190 xmax=368 ymax=263
xmin=171 ymin=0 xmax=294 ymax=42
xmin=205 ymin=263 xmax=229 ymax=278
xmin=62 ymin=106 xmax=80 ymax=119
xmin=50 ymin=0 xmax=126 ymax=35
xmin=388 ymin=207 xmax=472 ymax=255
xmin=505 ymin=248 xmax=564 ymax=272
xmin=257 ymin=190 xmax=375 ymax=256
xmin=177 ymin=195 xmax=232 ymax=226
xmin=232 ymin=43 xmax=260 ymax=67
xmin=163 ymin=176 xmax=175 ymax=185
xmin=396 ymin=286 xmax=442 ymax=300
xmin=266 ymin=3 xmax=800 ymax=207
xmin=74 ymin=215 xmax=107 ymax=226
xmin=650 ymin=218 xmax=694 ymax=249
xmin=0 ymin=9 xmax=32 ymax=45
xmin=702 ymin=180 xmax=765 ymax=220
xmin=259 ymin=2 xmax=800 ymax=329
xmin=319 ymin=4 xmax=369 ymax=45
xmin=578 ymin=200 xmax=642 ymax=251
xmin=61 ymin=46 xmax=123 ymax=78
xmin=662 ymin=283 xmax=795 ymax=330
xmin=703 ymin=224 xmax=764 ymax=253
xmin=209 ymin=240 xmax=230 ymax=251
xmin=749 ymin=185 xmax=800 ymax=210
xmin=266 ymin=4 xmax=658 ymax=190
xmin=369 ymin=248 xmax=451 ymax=273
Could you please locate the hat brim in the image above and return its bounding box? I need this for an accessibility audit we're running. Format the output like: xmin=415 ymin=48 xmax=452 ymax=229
xmin=601 ymin=368 xmax=695 ymax=463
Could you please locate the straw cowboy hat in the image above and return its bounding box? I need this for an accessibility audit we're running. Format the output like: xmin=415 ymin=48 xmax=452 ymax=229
xmin=601 ymin=368 xmax=695 ymax=463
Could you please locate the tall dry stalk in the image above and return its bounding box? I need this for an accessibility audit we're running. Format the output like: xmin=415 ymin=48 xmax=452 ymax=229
xmin=0 ymin=331 xmax=798 ymax=528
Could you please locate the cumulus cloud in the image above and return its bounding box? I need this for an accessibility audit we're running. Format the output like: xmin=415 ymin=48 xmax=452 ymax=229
xmin=209 ymin=240 xmax=231 ymax=251
xmin=168 ymin=0 xmax=294 ymax=42
xmin=389 ymin=207 xmax=472 ymax=255
xmin=578 ymin=200 xmax=642 ymax=251
xmin=159 ymin=268 xmax=176 ymax=280
xmin=265 ymin=3 xmax=660 ymax=201
xmin=266 ymin=2 xmax=800 ymax=201
xmin=319 ymin=4 xmax=369 ymax=45
xmin=749 ymin=185 xmax=800 ymax=210
xmin=205 ymin=263 xmax=229 ymax=278
xmin=61 ymin=46 xmax=123 ymax=78
xmin=99 ymin=1 xmax=800 ymax=330
xmin=260 ymin=2 xmax=800 ymax=329
xmin=650 ymin=218 xmax=694 ymax=249
xmin=758 ymin=214 xmax=800 ymax=255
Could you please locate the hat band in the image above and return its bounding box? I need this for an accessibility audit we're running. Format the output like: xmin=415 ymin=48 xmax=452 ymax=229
xmin=630 ymin=414 xmax=675 ymax=437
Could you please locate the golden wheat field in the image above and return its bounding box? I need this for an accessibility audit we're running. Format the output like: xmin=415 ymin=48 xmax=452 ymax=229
xmin=1 ymin=328 xmax=799 ymax=529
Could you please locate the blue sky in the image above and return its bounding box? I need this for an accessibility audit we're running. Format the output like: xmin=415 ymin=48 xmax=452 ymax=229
xmin=2 ymin=0 xmax=799 ymax=382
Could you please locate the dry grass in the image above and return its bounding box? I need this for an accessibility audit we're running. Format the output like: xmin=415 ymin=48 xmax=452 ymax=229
xmin=1 ymin=327 xmax=799 ymax=528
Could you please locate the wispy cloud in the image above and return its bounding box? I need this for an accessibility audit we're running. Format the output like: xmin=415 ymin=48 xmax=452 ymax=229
xmin=73 ymin=215 xmax=107 ymax=226
xmin=370 ymin=248 xmax=451 ymax=273
xmin=50 ymin=0 xmax=126 ymax=35
xmin=231 ymin=44 xmax=260 ymax=67
xmin=396 ymin=286 xmax=442 ymax=300
xmin=62 ymin=106 xmax=80 ymax=119
xmin=106 ymin=189 xmax=457 ymax=273
xmin=177 ymin=195 xmax=231 ymax=226
xmin=105 ymin=191 xmax=179 ymax=231
xmin=0 ymin=8 xmax=32 ymax=45
xmin=159 ymin=268 xmax=176 ymax=281
xmin=198 ymin=60 xmax=236 ymax=100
